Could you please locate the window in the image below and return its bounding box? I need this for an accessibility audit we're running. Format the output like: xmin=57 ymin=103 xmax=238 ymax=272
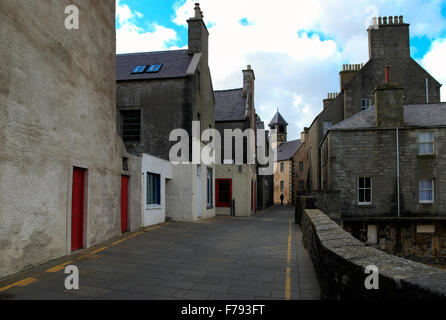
xmin=358 ymin=177 xmax=372 ymax=205
xmin=361 ymin=99 xmax=371 ymax=110
xmin=298 ymin=180 xmax=304 ymax=191
xmin=216 ymin=179 xmax=232 ymax=207
xmin=146 ymin=64 xmax=162 ymax=73
xmin=419 ymin=180 xmax=434 ymax=203
xmin=146 ymin=173 xmax=161 ymax=205
xmin=131 ymin=65 xmax=147 ymax=74
xmin=280 ymin=181 xmax=284 ymax=192
xmin=299 ymin=161 xmax=303 ymax=172
xmin=279 ymin=126 xmax=285 ymax=133
xmin=120 ymin=110 xmax=141 ymax=143
xmin=206 ymin=168 xmax=213 ymax=207
xmin=280 ymin=162 xmax=285 ymax=172
xmin=323 ymin=121 xmax=332 ymax=135
xmin=418 ymin=132 xmax=434 ymax=155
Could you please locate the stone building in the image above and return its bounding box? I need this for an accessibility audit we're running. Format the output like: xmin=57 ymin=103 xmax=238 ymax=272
xmin=293 ymin=128 xmax=310 ymax=203
xmin=0 ymin=1 xmax=141 ymax=279
xmin=269 ymin=112 xmax=301 ymax=205
xmin=116 ymin=4 xmax=215 ymax=222
xmin=320 ymin=80 xmax=446 ymax=262
xmin=214 ymin=66 xmax=258 ymax=216
xmin=304 ymin=16 xmax=441 ymax=192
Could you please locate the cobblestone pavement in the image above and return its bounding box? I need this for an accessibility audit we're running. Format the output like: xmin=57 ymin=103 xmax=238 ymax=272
xmin=0 ymin=206 xmax=320 ymax=300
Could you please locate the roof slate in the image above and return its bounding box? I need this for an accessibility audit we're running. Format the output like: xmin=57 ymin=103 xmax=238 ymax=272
xmin=214 ymin=89 xmax=247 ymax=122
xmin=276 ymin=139 xmax=301 ymax=161
xmin=116 ymin=50 xmax=192 ymax=81
xmin=269 ymin=111 xmax=288 ymax=127
xmin=330 ymin=103 xmax=446 ymax=130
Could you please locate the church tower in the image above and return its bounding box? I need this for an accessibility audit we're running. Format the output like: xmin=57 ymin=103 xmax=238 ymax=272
xmin=268 ymin=110 xmax=288 ymax=149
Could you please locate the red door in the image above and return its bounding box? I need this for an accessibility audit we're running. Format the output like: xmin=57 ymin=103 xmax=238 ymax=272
xmin=71 ymin=168 xmax=85 ymax=251
xmin=121 ymin=176 xmax=129 ymax=233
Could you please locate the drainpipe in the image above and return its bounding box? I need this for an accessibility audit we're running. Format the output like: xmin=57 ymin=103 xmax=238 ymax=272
xmin=426 ymin=78 xmax=429 ymax=103
xmin=396 ymin=128 xmax=400 ymax=217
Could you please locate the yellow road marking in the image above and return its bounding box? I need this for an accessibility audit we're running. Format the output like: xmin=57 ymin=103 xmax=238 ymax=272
xmin=0 ymin=277 xmax=37 ymax=292
xmin=285 ymin=220 xmax=292 ymax=300
xmin=46 ymin=265 xmax=65 ymax=273
xmin=90 ymin=246 xmax=107 ymax=255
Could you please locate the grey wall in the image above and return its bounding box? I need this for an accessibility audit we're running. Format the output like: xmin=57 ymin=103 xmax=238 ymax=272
xmin=301 ymin=209 xmax=446 ymax=300
xmin=0 ymin=0 xmax=140 ymax=279
xmin=322 ymin=128 xmax=446 ymax=217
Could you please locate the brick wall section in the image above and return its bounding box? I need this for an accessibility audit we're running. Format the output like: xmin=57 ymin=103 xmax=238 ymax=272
xmin=301 ymin=209 xmax=446 ymax=299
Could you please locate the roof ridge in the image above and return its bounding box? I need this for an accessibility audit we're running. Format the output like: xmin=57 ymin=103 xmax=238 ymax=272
xmin=117 ymin=49 xmax=188 ymax=56
xmin=214 ymin=88 xmax=243 ymax=93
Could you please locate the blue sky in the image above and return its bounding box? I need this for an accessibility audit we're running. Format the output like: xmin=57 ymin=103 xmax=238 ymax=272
xmin=116 ymin=0 xmax=446 ymax=140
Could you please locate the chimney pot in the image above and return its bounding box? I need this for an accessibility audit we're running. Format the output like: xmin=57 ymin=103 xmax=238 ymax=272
xmin=194 ymin=3 xmax=201 ymax=19
xmin=378 ymin=17 xmax=382 ymax=25
xmin=399 ymin=16 xmax=403 ymax=24
xmin=394 ymin=16 xmax=398 ymax=24
xmin=389 ymin=16 xmax=393 ymax=24
xmin=383 ymin=17 xmax=387 ymax=24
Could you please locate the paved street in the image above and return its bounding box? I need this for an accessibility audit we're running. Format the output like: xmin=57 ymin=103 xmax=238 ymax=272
xmin=0 ymin=206 xmax=320 ymax=300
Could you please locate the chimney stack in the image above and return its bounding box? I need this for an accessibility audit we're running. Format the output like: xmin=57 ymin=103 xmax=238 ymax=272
xmin=368 ymin=15 xmax=410 ymax=60
xmin=339 ymin=64 xmax=362 ymax=91
xmin=374 ymin=69 xmax=404 ymax=127
xmin=243 ymin=65 xmax=255 ymax=98
xmin=301 ymin=127 xmax=309 ymax=144
xmin=187 ymin=3 xmax=209 ymax=63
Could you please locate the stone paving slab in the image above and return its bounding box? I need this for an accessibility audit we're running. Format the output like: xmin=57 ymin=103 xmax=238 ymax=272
xmin=0 ymin=206 xmax=320 ymax=300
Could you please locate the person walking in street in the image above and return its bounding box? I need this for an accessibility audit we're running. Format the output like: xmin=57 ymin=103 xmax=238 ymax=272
xmin=280 ymin=193 xmax=284 ymax=205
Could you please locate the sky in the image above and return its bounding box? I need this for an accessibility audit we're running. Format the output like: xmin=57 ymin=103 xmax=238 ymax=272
xmin=116 ymin=0 xmax=446 ymax=140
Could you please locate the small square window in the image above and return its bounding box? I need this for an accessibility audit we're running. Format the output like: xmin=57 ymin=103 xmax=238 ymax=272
xmin=131 ymin=65 xmax=147 ymax=74
xmin=146 ymin=64 xmax=163 ymax=73
xmin=419 ymin=180 xmax=434 ymax=203
xmin=418 ymin=132 xmax=434 ymax=155
xmin=361 ymin=99 xmax=371 ymax=110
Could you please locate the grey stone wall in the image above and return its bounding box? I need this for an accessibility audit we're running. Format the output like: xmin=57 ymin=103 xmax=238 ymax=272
xmin=301 ymin=209 xmax=446 ymax=299
xmin=0 ymin=0 xmax=140 ymax=278
xmin=322 ymin=128 xmax=446 ymax=217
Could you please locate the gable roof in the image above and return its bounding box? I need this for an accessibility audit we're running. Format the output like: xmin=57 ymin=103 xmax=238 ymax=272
xmin=116 ymin=50 xmax=193 ymax=81
xmin=214 ymin=88 xmax=247 ymax=122
xmin=269 ymin=111 xmax=288 ymax=127
xmin=276 ymin=139 xmax=301 ymax=161
xmin=330 ymin=103 xmax=446 ymax=130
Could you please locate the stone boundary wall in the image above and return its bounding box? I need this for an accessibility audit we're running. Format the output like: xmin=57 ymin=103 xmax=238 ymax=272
xmin=302 ymin=209 xmax=446 ymax=299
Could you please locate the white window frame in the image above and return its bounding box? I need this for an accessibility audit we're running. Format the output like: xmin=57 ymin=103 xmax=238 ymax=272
xmin=419 ymin=179 xmax=434 ymax=204
xmin=418 ymin=132 xmax=435 ymax=156
xmin=361 ymin=99 xmax=371 ymax=110
xmin=206 ymin=167 xmax=213 ymax=207
xmin=358 ymin=177 xmax=372 ymax=205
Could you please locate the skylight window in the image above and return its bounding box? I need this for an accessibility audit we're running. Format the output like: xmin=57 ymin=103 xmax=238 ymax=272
xmin=131 ymin=65 xmax=147 ymax=74
xmin=146 ymin=64 xmax=163 ymax=73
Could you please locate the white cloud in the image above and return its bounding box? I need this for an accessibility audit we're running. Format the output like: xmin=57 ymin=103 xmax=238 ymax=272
xmin=421 ymin=38 xmax=446 ymax=101
xmin=117 ymin=0 xmax=446 ymax=139
xmin=116 ymin=0 xmax=178 ymax=54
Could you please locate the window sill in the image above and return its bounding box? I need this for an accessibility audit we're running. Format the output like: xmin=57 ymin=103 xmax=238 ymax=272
xmin=207 ymin=205 xmax=214 ymax=210
xmin=419 ymin=201 xmax=434 ymax=205
xmin=357 ymin=203 xmax=374 ymax=208
xmin=417 ymin=154 xmax=435 ymax=158
xmin=145 ymin=205 xmax=162 ymax=210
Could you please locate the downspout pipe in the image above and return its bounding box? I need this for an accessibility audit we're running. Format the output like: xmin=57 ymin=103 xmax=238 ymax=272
xmin=396 ymin=128 xmax=400 ymax=217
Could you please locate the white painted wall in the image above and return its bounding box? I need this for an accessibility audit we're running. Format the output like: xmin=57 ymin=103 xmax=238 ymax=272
xmin=141 ymin=154 xmax=172 ymax=227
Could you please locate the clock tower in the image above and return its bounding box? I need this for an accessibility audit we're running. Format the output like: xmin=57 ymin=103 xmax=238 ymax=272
xmin=268 ymin=110 xmax=288 ymax=149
